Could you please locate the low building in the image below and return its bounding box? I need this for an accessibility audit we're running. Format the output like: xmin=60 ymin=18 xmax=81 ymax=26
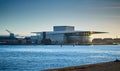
xmin=113 ymin=38 xmax=120 ymax=44
xmin=103 ymin=38 xmax=113 ymax=44
xmin=92 ymin=38 xmax=103 ymax=45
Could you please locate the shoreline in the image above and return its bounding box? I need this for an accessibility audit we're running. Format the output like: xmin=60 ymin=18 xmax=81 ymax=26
xmin=44 ymin=60 xmax=120 ymax=71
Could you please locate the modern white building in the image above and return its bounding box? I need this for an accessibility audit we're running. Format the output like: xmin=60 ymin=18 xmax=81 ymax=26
xmin=31 ymin=26 xmax=107 ymax=45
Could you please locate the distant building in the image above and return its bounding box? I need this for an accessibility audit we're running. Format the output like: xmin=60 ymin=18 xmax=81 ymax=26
xmin=92 ymin=38 xmax=103 ymax=44
xmin=92 ymin=38 xmax=120 ymax=45
xmin=32 ymin=26 xmax=107 ymax=45
xmin=113 ymin=38 xmax=120 ymax=44
xmin=0 ymin=35 xmax=16 ymax=45
xmin=103 ymin=38 xmax=113 ymax=44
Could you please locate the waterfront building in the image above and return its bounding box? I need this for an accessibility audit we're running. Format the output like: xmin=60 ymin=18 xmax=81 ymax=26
xmin=32 ymin=26 xmax=106 ymax=45
xmin=114 ymin=38 xmax=120 ymax=44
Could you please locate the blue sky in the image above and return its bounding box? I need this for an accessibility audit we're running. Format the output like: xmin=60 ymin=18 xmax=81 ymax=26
xmin=0 ymin=0 xmax=120 ymax=38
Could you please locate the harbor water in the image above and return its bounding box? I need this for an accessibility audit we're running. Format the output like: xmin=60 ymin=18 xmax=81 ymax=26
xmin=0 ymin=45 xmax=120 ymax=71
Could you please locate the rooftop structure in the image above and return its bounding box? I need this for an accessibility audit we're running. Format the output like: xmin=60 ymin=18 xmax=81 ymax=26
xmin=53 ymin=26 xmax=74 ymax=31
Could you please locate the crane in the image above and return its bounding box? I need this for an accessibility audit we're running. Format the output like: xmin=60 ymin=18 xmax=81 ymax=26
xmin=6 ymin=29 xmax=13 ymax=34
xmin=6 ymin=29 xmax=15 ymax=38
xmin=6 ymin=29 xmax=25 ymax=38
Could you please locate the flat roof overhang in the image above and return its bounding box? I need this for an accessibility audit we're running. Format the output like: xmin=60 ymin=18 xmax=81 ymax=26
xmin=32 ymin=31 xmax=108 ymax=36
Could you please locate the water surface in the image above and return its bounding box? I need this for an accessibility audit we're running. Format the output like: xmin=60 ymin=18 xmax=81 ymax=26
xmin=0 ymin=45 xmax=120 ymax=71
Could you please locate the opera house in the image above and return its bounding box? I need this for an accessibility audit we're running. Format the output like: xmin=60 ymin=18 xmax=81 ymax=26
xmin=32 ymin=26 xmax=106 ymax=45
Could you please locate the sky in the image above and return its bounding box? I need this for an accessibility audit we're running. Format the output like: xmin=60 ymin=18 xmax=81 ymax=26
xmin=0 ymin=0 xmax=120 ymax=38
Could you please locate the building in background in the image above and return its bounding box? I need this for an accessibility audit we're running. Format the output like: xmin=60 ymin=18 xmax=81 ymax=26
xmin=1 ymin=26 xmax=120 ymax=45
xmin=0 ymin=30 xmax=32 ymax=45
xmin=92 ymin=38 xmax=120 ymax=45
xmin=32 ymin=26 xmax=107 ymax=45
